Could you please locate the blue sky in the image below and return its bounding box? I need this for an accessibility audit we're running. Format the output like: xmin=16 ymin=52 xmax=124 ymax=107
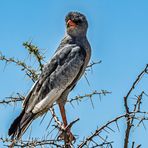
xmin=0 ymin=0 xmax=148 ymax=147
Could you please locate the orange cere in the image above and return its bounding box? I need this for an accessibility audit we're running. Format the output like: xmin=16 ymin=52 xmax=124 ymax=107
xmin=67 ymin=19 xmax=77 ymax=28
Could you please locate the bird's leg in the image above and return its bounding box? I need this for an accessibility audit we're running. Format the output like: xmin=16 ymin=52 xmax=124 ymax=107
xmin=59 ymin=103 xmax=68 ymax=127
xmin=58 ymin=103 xmax=75 ymax=143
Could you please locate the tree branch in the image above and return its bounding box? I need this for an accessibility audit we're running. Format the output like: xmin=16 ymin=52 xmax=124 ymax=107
xmin=0 ymin=51 xmax=38 ymax=82
xmin=23 ymin=41 xmax=44 ymax=71
xmin=124 ymin=64 xmax=148 ymax=148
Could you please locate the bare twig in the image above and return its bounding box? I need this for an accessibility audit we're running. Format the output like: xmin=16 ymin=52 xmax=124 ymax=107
xmin=0 ymin=137 xmax=62 ymax=147
xmin=78 ymin=111 xmax=148 ymax=148
xmin=78 ymin=114 xmax=127 ymax=148
xmin=86 ymin=60 xmax=102 ymax=69
xmin=124 ymin=64 xmax=148 ymax=148
xmin=124 ymin=64 xmax=148 ymax=114
xmin=0 ymin=51 xmax=39 ymax=82
xmin=0 ymin=93 xmax=24 ymax=105
xmin=0 ymin=90 xmax=111 ymax=106
xmin=49 ymin=107 xmax=79 ymax=147
xmin=68 ymin=90 xmax=111 ymax=104
xmin=23 ymin=41 xmax=44 ymax=71
xmin=49 ymin=107 xmax=64 ymax=130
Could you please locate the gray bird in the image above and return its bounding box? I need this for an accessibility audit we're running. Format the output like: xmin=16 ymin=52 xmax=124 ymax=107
xmin=8 ymin=11 xmax=91 ymax=141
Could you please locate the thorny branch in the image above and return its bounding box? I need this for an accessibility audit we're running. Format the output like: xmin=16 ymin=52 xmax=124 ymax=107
xmin=78 ymin=114 xmax=127 ymax=148
xmin=86 ymin=60 xmax=101 ymax=69
xmin=0 ymin=93 xmax=24 ymax=105
xmin=1 ymin=112 xmax=148 ymax=147
xmin=49 ymin=107 xmax=64 ymax=130
xmin=78 ymin=111 xmax=148 ymax=148
xmin=124 ymin=65 xmax=148 ymax=114
xmin=0 ymin=52 xmax=39 ymax=82
xmin=0 ymin=90 xmax=111 ymax=106
xmin=0 ymin=97 xmax=23 ymax=105
xmin=68 ymin=90 xmax=111 ymax=105
xmin=1 ymin=42 xmax=148 ymax=147
xmin=0 ymin=137 xmax=62 ymax=148
xmin=78 ymin=65 xmax=148 ymax=148
xmin=49 ymin=107 xmax=79 ymax=148
xmin=124 ymin=64 xmax=148 ymax=148
xmin=23 ymin=41 xmax=44 ymax=71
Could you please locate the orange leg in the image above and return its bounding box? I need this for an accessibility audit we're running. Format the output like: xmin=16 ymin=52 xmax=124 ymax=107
xmin=58 ymin=103 xmax=68 ymax=127
xmin=58 ymin=103 xmax=75 ymax=143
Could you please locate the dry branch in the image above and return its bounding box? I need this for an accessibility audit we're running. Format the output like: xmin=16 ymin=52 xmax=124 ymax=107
xmin=0 ymin=137 xmax=62 ymax=148
xmin=0 ymin=51 xmax=38 ymax=82
xmin=68 ymin=90 xmax=111 ymax=104
xmin=78 ymin=114 xmax=126 ymax=148
xmin=86 ymin=60 xmax=101 ymax=69
xmin=0 ymin=90 xmax=111 ymax=106
xmin=1 ymin=41 xmax=148 ymax=147
xmin=124 ymin=64 xmax=148 ymax=148
xmin=23 ymin=41 xmax=44 ymax=71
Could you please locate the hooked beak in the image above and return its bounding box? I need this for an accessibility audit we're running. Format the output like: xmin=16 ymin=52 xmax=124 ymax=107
xmin=67 ymin=20 xmax=77 ymax=28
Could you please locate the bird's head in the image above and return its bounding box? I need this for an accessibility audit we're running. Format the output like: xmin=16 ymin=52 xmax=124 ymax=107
xmin=65 ymin=12 xmax=88 ymax=37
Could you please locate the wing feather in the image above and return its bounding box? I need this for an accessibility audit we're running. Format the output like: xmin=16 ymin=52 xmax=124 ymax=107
xmin=24 ymin=44 xmax=86 ymax=113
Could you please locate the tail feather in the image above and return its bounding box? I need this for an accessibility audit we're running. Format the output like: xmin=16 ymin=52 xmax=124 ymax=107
xmin=8 ymin=110 xmax=35 ymax=140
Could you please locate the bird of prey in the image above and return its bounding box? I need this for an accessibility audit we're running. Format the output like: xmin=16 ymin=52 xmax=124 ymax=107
xmin=8 ymin=11 xmax=91 ymax=141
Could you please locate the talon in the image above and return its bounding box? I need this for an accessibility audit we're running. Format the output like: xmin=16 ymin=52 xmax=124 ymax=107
xmin=68 ymin=131 xmax=76 ymax=142
xmin=58 ymin=130 xmax=76 ymax=143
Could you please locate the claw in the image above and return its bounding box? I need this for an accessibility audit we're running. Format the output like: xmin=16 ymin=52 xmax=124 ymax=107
xmin=58 ymin=129 xmax=76 ymax=143
xmin=68 ymin=131 xmax=76 ymax=142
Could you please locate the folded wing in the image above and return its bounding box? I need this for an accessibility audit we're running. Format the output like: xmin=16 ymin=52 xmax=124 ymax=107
xmin=23 ymin=44 xmax=86 ymax=113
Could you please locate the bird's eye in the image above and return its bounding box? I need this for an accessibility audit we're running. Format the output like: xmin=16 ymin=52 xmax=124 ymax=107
xmin=74 ymin=19 xmax=82 ymax=25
